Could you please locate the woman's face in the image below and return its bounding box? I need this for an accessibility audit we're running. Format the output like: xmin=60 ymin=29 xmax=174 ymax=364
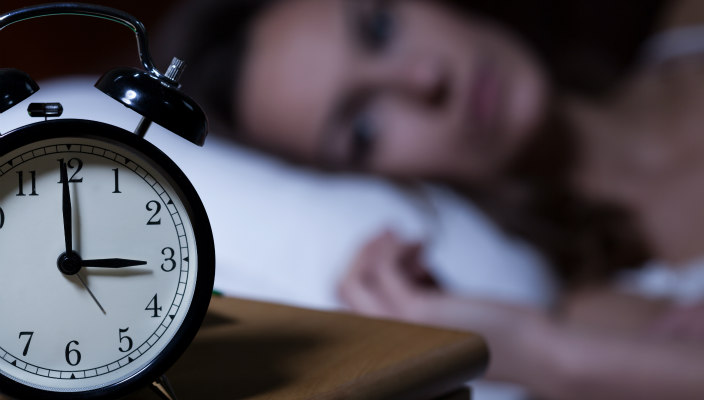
xmin=238 ymin=0 xmax=547 ymax=182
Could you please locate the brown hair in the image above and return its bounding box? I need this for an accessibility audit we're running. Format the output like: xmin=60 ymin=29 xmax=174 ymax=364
xmin=154 ymin=0 xmax=276 ymax=132
xmin=450 ymin=0 xmax=662 ymax=285
xmin=462 ymin=108 xmax=650 ymax=286
xmin=459 ymin=0 xmax=664 ymax=95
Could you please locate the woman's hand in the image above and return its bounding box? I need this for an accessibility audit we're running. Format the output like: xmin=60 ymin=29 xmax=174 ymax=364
xmin=337 ymin=230 xmax=548 ymax=380
xmin=337 ymin=230 xmax=443 ymax=325
xmin=337 ymin=229 xmax=505 ymax=331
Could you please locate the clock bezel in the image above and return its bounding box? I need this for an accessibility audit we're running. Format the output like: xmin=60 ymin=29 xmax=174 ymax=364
xmin=0 ymin=119 xmax=216 ymax=400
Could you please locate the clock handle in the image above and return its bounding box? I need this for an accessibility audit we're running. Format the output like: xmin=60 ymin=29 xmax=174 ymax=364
xmin=150 ymin=375 xmax=179 ymax=400
xmin=0 ymin=3 xmax=169 ymax=85
xmin=0 ymin=3 xmax=208 ymax=145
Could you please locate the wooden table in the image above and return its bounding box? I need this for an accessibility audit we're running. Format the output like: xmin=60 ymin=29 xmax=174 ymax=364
xmin=2 ymin=297 xmax=489 ymax=400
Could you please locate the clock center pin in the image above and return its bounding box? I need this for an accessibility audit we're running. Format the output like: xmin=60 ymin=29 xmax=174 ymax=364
xmin=57 ymin=251 xmax=82 ymax=275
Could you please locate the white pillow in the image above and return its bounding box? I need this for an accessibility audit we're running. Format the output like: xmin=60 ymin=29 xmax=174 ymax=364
xmin=0 ymin=77 xmax=558 ymax=310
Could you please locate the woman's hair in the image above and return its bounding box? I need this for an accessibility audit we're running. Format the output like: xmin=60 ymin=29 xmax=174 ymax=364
xmin=154 ymin=0 xmax=276 ymax=133
xmin=456 ymin=0 xmax=664 ymax=95
xmin=156 ymin=0 xmax=663 ymax=286
xmin=462 ymin=108 xmax=650 ymax=286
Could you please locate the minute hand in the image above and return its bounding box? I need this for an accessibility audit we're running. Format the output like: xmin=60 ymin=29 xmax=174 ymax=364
xmin=80 ymin=259 xmax=148 ymax=268
xmin=60 ymin=161 xmax=72 ymax=254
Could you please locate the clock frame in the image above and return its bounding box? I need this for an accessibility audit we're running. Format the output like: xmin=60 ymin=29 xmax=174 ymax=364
xmin=0 ymin=119 xmax=216 ymax=400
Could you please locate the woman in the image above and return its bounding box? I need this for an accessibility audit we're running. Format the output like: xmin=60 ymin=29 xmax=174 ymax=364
xmin=157 ymin=0 xmax=704 ymax=398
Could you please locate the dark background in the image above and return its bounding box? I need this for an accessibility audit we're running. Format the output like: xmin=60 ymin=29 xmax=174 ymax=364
xmin=2 ymin=1 xmax=176 ymax=81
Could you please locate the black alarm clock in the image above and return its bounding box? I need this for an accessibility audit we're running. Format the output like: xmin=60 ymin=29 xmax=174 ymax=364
xmin=0 ymin=3 xmax=215 ymax=400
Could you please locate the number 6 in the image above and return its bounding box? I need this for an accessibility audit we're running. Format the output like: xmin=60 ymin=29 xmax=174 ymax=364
xmin=65 ymin=340 xmax=81 ymax=366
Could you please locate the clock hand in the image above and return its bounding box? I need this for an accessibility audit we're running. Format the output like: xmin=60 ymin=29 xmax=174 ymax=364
xmin=60 ymin=160 xmax=72 ymax=254
xmin=80 ymin=258 xmax=147 ymax=268
xmin=75 ymin=272 xmax=106 ymax=315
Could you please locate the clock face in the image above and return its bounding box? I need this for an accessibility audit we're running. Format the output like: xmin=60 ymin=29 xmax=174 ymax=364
xmin=0 ymin=120 xmax=214 ymax=399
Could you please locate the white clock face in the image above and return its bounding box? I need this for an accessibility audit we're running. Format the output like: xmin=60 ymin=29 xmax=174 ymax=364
xmin=0 ymin=134 xmax=200 ymax=394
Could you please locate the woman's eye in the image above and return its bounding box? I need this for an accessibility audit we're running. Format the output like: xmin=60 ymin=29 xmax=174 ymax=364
xmin=358 ymin=5 xmax=395 ymax=52
xmin=350 ymin=114 xmax=376 ymax=166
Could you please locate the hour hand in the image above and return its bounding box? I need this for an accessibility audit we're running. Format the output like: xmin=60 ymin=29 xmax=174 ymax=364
xmin=80 ymin=258 xmax=147 ymax=268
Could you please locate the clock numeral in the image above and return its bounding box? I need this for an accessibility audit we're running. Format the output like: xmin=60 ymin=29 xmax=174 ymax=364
xmin=161 ymin=247 xmax=176 ymax=272
xmin=0 ymin=207 xmax=4 ymax=229
xmin=16 ymin=171 xmax=38 ymax=196
xmin=18 ymin=332 xmax=33 ymax=357
xmin=146 ymin=201 xmax=162 ymax=225
xmin=57 ymin=158 xmax=84 ymax=183
xmin=112 ymin=168 xmax=122 ymax=193
xmin=145 ymin=294 xmax=162 ymax=318
xmin=65 ymin=340 xmax=81 ymax=366
xmin=119 ymin=328 xmax=133 ymax=353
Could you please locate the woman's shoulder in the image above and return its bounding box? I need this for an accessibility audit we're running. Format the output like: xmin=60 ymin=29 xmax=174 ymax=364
xmin=641 ymin=0 xmax=704 ymax=65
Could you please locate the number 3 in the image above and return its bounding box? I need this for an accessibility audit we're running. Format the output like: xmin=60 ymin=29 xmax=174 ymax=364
xmin=161 ymin=247 xmax=176 ymax=272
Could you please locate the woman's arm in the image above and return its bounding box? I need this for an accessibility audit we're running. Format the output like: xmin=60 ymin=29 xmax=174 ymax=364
xmin=562 ymin=288 xmax=670 ymax=334
xmin=526 ymin=310 xmax=704 ymax=400
xmin=338 ymin=231 xmax=704 ymax=400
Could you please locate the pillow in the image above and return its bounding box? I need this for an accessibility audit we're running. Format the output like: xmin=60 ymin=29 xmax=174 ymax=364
xmin=0 ymin=77 xmax=558 ymax=310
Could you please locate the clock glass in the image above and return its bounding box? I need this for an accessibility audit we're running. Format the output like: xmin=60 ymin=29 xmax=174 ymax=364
xmin=0 ymin=120 xmax=213 ymax=398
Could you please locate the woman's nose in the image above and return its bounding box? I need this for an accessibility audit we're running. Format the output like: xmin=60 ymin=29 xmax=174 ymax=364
xmin=383 ymin=55 xmax=449 ymax=106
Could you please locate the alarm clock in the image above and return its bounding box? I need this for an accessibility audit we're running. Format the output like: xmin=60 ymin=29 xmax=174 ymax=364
xmin=0 ymin=3 xmax=215 ymax=400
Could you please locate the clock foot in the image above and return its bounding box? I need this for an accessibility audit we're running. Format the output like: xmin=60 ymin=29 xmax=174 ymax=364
xmin=150 ymin=375 xmax=178 ymax=400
